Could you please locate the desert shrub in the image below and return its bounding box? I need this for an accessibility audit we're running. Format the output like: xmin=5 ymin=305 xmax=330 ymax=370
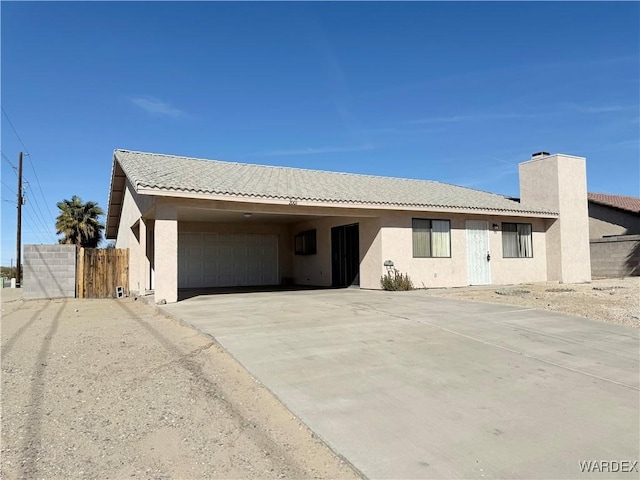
xmin=380 ymin=271 xmax=414 ymax=291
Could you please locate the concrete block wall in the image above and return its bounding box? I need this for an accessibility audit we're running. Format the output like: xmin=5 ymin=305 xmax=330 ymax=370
xmin=589 ymin=235 xmax=640 ymax=278
xmin=23 ymin=244 xmax=77 ymax=299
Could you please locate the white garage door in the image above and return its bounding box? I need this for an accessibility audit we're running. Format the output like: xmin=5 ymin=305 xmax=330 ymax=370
xmin=178 ymin=233 xmax=278 ymax=288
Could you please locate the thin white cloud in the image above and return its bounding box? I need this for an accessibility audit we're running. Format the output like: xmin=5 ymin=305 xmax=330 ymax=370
xmin=562 ymin=103 xmax=626 ymax=114
xmin=407 ymin=112 xmax=538 ymax=125
xmin=580 ymin=139 xmax=640 ymax=154
xmin=130 ymin=96 xmax=186 ymax=117
xmin=358 ymin=54 xmax=638 ymax=101
xmin=310 ymin=20 xmax=373 ymax=149
xmin=452 ymin=162 xmax=518 ymax=190
xmin=252 ymin=144 xmax=375 ymax=157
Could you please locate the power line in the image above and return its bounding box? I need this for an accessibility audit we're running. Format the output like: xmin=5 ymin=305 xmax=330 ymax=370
xmin=23 ymin=201 xmax=50 ymax=236
xmin=1 ymin=108 xmax=55 ymax=221
xmin=1 ymin=107 xmax=30 ymax=153
xmin=1 ymin=150 xmax=16 ymax=166
xmin=5 ymin=172 xmax=57 ymax=244
xmin=5 ymin=171 xmax=56 ymax=242
xmin=1 ymin=151 xmax=18 ymax=175
xmin=4 ymin=175 xmax=55 ymax=240
xmin=22 ymin=175 xmax=53 ymax=226
xmin=23 ymin=205 xmax=52 ymax=244
xmin=1 ymin=109 xmax=57 ymax=250
xmin=1 ymin=180 xmax=17 ymax=196
xmin=21 ymin=208 xmax=49 ymax=244
xmin=22 ymin=226 xmax=48 ymax=245
xmin=23 ymin=181 xmax=51 ymax=233
xmin=24 ymin=154 xmax=55 ymax=220
xmin=3 ymin=203 xmax=50 ymax=244
xmin=23 ymin=189 xmax=52 ymax=239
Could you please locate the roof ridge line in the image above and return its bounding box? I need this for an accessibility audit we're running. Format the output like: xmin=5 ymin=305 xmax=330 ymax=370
xmin=114 ymin=149 xmax=516 ymax=199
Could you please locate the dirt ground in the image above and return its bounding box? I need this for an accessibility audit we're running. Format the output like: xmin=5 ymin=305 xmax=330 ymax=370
xmin=2 ymin=277 xmax=637 ymax=478
xmin=0 ymin=291 xmax=361 ymax=479
xmin=424 ymin=276 xmax=640 ymax=328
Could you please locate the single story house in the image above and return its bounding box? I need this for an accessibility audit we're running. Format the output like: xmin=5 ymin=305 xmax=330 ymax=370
xmin=587 ymin=192 xmax=640 ymax=239
xmin=106 ymin=150 xmax=592 ymax=303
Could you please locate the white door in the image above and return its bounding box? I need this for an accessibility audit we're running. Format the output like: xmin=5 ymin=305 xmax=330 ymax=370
xmin=466 ymin=220 xmax=491 ymax=285
xmin=178 ymin=233 xmax=278 ymax=288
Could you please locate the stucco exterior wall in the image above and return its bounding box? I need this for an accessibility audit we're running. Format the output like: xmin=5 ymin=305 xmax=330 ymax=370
xmin=380 ymin=212 xmax=464 ymax=288
xmin=588 ymin=202 xmax=640 ymax=239
xmin=358 ymin=217 xmax=383 ymax=289
xmin=173 ymin=210 xmax=548 ymax=291
xmin=557 ymin=157 xmax=592 ymax=283
xmin=489 ymin=218 xmax=548 ymax=285
xmin=115 ymin=180 xmax=155 ymax=294
xmin=519 ymin=154 xmax=591 ymax=283
xmin=290 ymin=216 xmax=381 ymax=289
xmin=155 ymin=201 xmax=178 ymax=304
xmin=378 ymin=212 xmax=548 ymax=288
xmin=114 ymin=179 xmax=155 ymax=248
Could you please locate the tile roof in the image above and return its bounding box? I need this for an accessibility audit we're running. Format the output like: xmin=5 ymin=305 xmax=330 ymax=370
xmin=112 ymin=149 xmax=556 ymax=215
xmin=588 ymin=192 xmax=640 ymax=213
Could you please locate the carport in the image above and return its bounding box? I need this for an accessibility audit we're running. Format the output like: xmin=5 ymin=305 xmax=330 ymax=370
xmin=106 ymin=149 xmax=385 ymax=303
xmin=147 ymin=200 xmax=381 ymax=303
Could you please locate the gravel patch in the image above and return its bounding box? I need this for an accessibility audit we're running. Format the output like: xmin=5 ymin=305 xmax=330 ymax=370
xmin=425 ymin=277 xmax=640 ymax=328
xmin=1 ymin=294 xmax=361 ymax=479
xmin=494 ymin=289 xmax=531 ymax=296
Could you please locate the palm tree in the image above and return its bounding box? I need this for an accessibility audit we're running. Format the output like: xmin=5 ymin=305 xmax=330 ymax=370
xmin=55 ymin=195 xmax=105 ymax=248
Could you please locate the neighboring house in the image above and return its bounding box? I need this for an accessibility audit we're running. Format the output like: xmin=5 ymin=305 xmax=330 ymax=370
xmin=587 ymin=193 xmax=640 ymax=278
xmin=587 ymin=193 xmax=640 ymax=239
xmin=106 ymin=150 xmax=591 ymax=303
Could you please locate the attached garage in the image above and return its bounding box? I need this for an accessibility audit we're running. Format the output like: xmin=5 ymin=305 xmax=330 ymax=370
xmin=178 ymin=232 xmax=278 ymax=288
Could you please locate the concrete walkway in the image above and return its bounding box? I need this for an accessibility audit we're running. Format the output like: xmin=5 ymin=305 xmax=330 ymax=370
xmin=162 ymin=289 xmax=640 ymax=479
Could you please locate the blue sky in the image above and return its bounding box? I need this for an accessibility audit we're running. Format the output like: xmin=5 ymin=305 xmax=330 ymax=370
xmin=2 ymin=1 xmax=638 ymax=265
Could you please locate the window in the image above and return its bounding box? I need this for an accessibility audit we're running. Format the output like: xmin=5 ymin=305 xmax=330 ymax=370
xmin=294 ymin=229 xmax=317 ymax=255
xmin=502 ymin=223 xmax=533 ymax=258
xmin=412 ymin=219 xmax=451 ymax=258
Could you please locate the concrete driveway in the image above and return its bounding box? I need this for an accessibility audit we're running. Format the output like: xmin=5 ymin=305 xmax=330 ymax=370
xmin=162 ymin=289 xmax=639 ymax=479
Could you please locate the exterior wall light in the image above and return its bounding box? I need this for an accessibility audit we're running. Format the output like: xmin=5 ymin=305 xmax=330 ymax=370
xmin=243 ymin=213 xmax=252 ymax=218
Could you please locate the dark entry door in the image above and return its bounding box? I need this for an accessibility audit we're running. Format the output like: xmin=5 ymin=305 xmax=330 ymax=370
xmin=331 ymin=223 xmax=360 ymax=287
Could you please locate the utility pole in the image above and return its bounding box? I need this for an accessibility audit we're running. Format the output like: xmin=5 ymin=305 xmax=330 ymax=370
xmin=16 ymin=152 xmax=23 ymax=286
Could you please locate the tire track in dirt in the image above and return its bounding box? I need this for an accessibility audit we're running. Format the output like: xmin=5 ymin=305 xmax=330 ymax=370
xmin=21 ymin=300 xmax=67 ymax=478
xmin=113 ymin=301 xmax=312 ymax=479
xmin=1 ymin=302 xmax=55 ymax=361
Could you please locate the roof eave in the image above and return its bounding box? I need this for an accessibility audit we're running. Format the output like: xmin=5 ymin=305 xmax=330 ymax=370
xmin=588 ymin=199 xmax=640 ymax=216
xmin=137 ymin=186 xmax=558 ymax=218
xmin=105 ymin=153 xmax=128 ymax=239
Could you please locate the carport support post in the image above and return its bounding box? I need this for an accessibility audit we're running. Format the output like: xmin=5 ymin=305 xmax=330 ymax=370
xmin=154 ymin=203 xmax=178 ymax=304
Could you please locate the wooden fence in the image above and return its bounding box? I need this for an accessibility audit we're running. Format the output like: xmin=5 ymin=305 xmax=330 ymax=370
xmin=77 ymin=248 xmax=129 ymax=299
